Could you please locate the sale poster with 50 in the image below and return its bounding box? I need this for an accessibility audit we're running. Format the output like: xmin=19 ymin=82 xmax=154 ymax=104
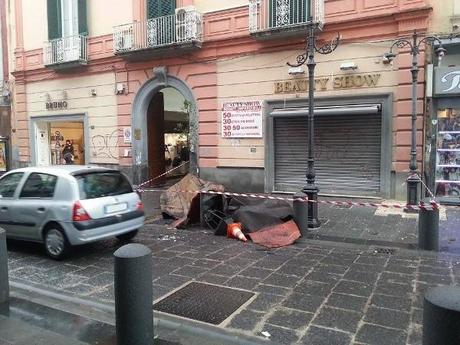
xmin=221 ymin=101 xmax=263 ymax=138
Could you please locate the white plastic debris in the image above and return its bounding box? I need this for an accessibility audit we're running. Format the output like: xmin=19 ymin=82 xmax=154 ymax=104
xmin=261 ymin=331 xmax=271 ymax=338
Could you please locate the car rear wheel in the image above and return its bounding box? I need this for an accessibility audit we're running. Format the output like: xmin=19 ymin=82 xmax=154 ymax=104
xmin=44 ymin=227 xmax=70 ymax=260
xmin=116 ymin=230 xmax=138 ymax=242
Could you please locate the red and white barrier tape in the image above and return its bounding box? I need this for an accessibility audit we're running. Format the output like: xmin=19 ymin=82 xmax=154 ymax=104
xmin=139 ymin=188 xmax=443 ymax=211
xmin=137 ymin=161 xmax=189 ymax=191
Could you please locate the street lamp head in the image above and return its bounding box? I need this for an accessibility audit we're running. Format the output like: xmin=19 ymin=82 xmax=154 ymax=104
xmin=383 ymin=52 xmax=396 ymax=63
xmin=435 ymin=46 xmax=447 ymax=61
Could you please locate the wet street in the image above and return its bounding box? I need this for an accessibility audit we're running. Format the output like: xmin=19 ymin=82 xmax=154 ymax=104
xmin=5 ymin=221 xmax=460 ymax=345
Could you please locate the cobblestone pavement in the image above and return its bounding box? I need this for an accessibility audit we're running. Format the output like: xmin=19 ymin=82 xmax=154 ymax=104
xmin=6 ymin=223 xmax=460 ymax=345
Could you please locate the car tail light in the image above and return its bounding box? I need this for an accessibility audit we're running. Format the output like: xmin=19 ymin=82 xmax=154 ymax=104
xmin=73 ymin=201 xmax=92 ymax=221
xmin=136 ymin=200 xmax=144 ymax=211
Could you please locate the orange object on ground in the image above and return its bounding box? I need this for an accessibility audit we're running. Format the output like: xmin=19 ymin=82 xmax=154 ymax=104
xmin=248 ymin=220 xmax=301 ymax=248
xmin=227 ymin=223 xmax=247 ymax=242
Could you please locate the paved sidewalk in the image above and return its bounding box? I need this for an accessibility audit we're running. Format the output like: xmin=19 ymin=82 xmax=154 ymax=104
xmin=6 ymin=222 xmax=460 ymax=345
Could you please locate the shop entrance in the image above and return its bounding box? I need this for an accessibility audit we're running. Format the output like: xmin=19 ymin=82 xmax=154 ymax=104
xmin=147 ymin=87 xmax=190 ymax=185
xmin=34 ymin=118 xmax=85 ymax=166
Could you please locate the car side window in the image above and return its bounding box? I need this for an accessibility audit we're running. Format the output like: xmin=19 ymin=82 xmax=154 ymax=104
xmin=0 ymin=173 xmax=24 ymax=198
xmin=20 ymin=173 xmax=58 ymax=198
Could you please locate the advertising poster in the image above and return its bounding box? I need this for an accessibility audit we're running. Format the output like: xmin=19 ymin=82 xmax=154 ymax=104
xmin=221 ymin=101 xmax=263 ymax=138
xmin=0 ymin=141 xmax=6 ymax=172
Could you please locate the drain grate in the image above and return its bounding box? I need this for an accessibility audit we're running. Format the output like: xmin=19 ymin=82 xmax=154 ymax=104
xmin=153 ymin=282 xmax=254 ymax=325
xmin=373 ymin=247 xmax=397 ymax=255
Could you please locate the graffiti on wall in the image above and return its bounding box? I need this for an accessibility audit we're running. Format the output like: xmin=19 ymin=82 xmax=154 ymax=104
xmin=91 ymin=129 xmax=119 ymax=160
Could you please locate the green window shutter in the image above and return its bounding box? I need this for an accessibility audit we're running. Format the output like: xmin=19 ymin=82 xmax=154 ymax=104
xmin=78 ymin=0 xmax=88 ymax=35
xmin=147 ymin=0 xmax=175 ymax=19
xmin=47 ymin=0 xmax=62 ymax=39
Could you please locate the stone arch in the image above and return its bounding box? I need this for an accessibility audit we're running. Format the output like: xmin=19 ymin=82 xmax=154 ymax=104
xmin=131 ymin=67 xmax=199 ymax=185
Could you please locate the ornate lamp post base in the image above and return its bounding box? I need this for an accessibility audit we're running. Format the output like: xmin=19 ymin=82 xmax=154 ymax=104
xmin=405 ymin=173 xmax=420 ymax=213
xmin=303 ymin=185 xmax=321 ymax=228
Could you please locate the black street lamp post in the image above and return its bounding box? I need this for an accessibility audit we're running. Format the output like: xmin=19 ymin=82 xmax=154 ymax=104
xmin=384 ymin=30 xmax=446 ymax=208
xmin=288 ymin=18 xmax=339 ymax=229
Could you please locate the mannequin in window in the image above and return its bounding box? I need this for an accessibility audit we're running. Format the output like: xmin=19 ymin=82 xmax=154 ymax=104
xmin=62 ymin=140 xmax=75 ymax=165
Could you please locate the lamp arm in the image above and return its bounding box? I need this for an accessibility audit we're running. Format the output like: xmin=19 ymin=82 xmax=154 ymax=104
xmin=287 ymin=53 xmax=308 ymax=67
xmin=314 ymin=33 xmax=340 ymax=55
xmin=416 ymin=36 xmax=443 ymax=50
xmin=389 ymin=38 xmax=413 ymax=54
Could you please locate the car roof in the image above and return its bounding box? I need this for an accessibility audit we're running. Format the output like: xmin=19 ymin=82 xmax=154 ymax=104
xmin=7 ymin=165 xmax=118 ymax=177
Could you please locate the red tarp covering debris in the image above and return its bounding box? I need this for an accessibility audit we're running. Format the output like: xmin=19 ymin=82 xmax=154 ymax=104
xmin=160 ymin=174 xmax=225 ymax=228
xmin=248 ymin=220 xmax=301 ymax=248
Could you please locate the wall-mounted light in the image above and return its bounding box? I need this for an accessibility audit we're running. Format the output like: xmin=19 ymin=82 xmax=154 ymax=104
xmin=288 ymin=66 xmax=305 ymax=75
xmin=339 ymin=62 xmax=358 ymax=71
xmin=90 ymin=88 xmax=97 ymax=96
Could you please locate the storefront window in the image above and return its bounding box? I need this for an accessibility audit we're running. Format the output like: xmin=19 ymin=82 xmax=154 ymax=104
xmin=435 ymin=108 xmax=460 ymax=199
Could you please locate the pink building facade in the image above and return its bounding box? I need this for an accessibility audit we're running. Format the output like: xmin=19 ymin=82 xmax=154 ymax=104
xmin=10 ymin=0 xmax=435 ymax=200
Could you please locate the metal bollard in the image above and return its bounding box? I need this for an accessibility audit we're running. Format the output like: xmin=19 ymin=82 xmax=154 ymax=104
xmin=423 ymin=286 xmax=460 ymax=345
xmin=0 ymin=228 xmax=9 ymax=307
xmin=418 ymin=200 xmax=439 ymax=251
xmin=293 ymin=191 xmax=309 ymax=236
xmin=114 ymin=244 xmax=153 ymax=345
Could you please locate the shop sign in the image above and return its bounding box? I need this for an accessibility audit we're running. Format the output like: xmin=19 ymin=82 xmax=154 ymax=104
xmin=46 ymin=101 xmax=68 ymax=110
xmin=221 ymin=101 xmax=263 ymax=138
xmin=274 ymin=74 xmax=380 ymax=94
xmin=434 ymin=67 xmax=460 ymax=96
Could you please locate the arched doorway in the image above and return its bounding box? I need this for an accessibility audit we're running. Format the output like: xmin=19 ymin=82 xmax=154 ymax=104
xmin=131 ymin=68 xmax=198 ymax=186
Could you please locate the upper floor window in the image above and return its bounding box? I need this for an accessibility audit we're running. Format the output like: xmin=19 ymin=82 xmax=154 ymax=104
xmin=147 ymin=0 xmax=176 ymax=19
xmin=270 ymin=0 xmax=308 ymax=28
xmin=47 ymin=0 xmax=87 ymax=40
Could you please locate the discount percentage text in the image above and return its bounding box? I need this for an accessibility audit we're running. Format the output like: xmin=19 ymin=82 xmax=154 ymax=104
xmin=221 ymin=101 xmax=263 ymax=138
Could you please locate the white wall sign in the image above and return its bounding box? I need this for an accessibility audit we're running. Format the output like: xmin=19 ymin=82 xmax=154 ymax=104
xmin=221 ymin=101 xmax=263 ymax=138
xmin=123 ymin=127 xmax=132 ymax=144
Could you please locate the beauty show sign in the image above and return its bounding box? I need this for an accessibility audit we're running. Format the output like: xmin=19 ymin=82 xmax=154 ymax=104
xmin=274 ymin=74 xmax=381 ymax=94
xmin=221 ymin=101 xmax=263 ymax=138
xmin=434 ymin=67 xmax=460 ymax=96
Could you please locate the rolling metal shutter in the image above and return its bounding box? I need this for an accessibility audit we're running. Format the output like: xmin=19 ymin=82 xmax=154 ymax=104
xmin=273 ymin=107 xmax=382 ymax=196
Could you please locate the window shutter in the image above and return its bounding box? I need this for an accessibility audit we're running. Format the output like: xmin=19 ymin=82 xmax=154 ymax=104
xmin=147 ymin=0 xmax=175 ymax=19
xmin=78 ymin=0 xmax=88 ymax=35
xmin=47 ymin=0 xmax=62 ymax=39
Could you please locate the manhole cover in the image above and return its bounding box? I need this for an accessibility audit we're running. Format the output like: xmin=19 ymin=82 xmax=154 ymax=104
xmin=373 ymin=247 xmax=397 ymax=255
xmin=153 ymin=282 xmax=254 ymax=325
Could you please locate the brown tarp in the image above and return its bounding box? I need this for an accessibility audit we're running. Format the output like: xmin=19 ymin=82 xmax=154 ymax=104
xmin=160 ymin=174 xmax=225 ymax=227
xmin=248 ymin=220 xmax=301 ymax=248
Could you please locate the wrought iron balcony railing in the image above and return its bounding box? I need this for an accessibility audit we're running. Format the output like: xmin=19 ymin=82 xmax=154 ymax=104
xmin=113 ymin=7 xmax=203 ymax=54
xmin=249 ymin=0 xmax=324 ymax=34
xmin=43 ymin=35 xmax=88 ymax=66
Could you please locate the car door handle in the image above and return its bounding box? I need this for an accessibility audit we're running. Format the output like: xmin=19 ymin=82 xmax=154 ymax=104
xmin=37 ymin=207 xmax=46 ymax=212
xmin=0 ymin=207 xmax=7 ymax=211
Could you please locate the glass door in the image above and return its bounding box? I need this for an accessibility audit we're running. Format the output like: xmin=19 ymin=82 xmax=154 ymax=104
xmin=435 ymin=107 xmax=460 ymax=202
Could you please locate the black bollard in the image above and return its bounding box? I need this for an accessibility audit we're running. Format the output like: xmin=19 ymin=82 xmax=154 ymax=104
xmin=293 ymin=191 xmax=309 ymax=236
xmin=423 ymin=286 xmax=460 ymax=345
xmin=418 ymin=200 xmax=439 ymax=251
xmin=114 ymin=244 xmax=153 ymax=345
xmin=0 ymin=228 xmax=9 ymax=307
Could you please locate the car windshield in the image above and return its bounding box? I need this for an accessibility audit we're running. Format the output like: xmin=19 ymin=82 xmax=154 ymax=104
xmin=75 ymin=171 xmax=133 ymax=200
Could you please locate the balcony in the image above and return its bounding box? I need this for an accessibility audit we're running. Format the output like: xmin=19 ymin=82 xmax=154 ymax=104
xmin=113 ymin=7 xmax=203 ymax=59
xmin=43 ymin=35 xmax=88 ymax=69
xmin=249 ymin=0 xmax=324 ymax=39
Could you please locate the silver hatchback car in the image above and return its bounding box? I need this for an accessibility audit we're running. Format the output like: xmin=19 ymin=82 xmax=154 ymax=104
xmin=0 ymin=166 xmax=145 ymax=259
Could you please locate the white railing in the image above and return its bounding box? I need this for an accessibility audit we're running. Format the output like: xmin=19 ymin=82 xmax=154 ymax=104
xmin=43 ymin=35 xmax=88 ymax=66
xmin=113 ymin=8 xmax=203 ymax=54
xmin=249 ymin=0 xmax=324 ymax=33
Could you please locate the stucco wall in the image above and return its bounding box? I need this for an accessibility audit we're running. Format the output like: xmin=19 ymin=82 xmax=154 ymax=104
xmin=88 ymin=0 xmax=133 ymax=37
xmin=22 ymin=0 xmax=46 ymax=51
xmin=194 ymin=0 xmax=248 ymax=13
xmin=25 ymin=72 xmax=119 ymax=164
xmin=428 ymin=0 xmax=454 ymax=34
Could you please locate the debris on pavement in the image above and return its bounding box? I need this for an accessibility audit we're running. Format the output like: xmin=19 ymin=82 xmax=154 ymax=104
xmin=248 ymin=220 xmax=301 ymax=248
xmin=261 ymin=331 xmax=271 ymax=338
xmin=160 ymin=174 xmax=225 ymax=227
